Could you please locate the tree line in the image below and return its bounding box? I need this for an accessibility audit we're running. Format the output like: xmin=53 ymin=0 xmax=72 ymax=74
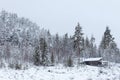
xmin=0 ymin=10 xmax=119 ymax=69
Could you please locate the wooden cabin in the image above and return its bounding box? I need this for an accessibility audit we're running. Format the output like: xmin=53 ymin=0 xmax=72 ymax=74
xmin=81 ymin=57 xmax=103 ymax=66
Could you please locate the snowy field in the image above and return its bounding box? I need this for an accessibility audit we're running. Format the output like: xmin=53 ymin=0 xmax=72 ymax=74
xmin=0 ymin=63 xmax=120 ymax=80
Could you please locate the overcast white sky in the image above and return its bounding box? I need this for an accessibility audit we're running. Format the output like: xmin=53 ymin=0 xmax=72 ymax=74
xmin=0 ymin=0 xmax=120 ymax=47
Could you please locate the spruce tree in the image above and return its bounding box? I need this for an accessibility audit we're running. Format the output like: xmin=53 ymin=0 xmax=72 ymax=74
xmin=54 ymin=33 xmax=61 ymax=63
xmin=99 ymin=26 xmax=115 ymax=61
xmin=85 ymin=37 xmax=90 ymax=48
xmin=33 ymin=46 xmax=40 ymax=66
xmin=40 ymin=38 xmax=49 ymax=66
xmin=89 ymin=35 xmax=96 ymax=57
xmin=100 ymin=26 xmax=114 ymax=49
xmin=73 ymin=23 xmax=84 ymax=65
xmin=62 ymin=33 xmax=69 ymax=56
xmin=83 ymin=37 xmax=90 ymax=58
xmin=51 ymin=52 xmax=54 ymax=66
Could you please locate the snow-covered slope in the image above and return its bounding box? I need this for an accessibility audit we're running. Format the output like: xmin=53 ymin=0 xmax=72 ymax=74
xmin=0 ymin=63 xmax=120 ymax=80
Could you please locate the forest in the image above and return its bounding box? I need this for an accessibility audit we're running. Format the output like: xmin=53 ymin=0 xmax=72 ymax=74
xmin=0 ymin=10 xmax=119 ymax=69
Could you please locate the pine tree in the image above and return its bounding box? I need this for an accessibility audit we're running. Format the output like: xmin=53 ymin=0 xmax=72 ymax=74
xmin=109 ymin=41 xmax=119 ymax=62
xmin=54 ymin=33 xmax=61 ymax=63
xmin=73 ymin=23 xmax=84 ymax=65
xmin=85 ymin=37 xmax=90 ymax=48
xmin=33 ymin=46 xmax=40 ymax=66
xmin=47 ymin=30 xmax=52 ymax=52
xmin=51 ymin=52 xmax=54 ymax=66
xmin=99 ymin=26 xmax=116 ymax=61
xmin=100 ymin=26 xmax=114 ymax=49
xmin=89 ymin=35 xmax=96 ymax=57
xmin=62 ymin=33 xmax=69 ymax=56
xmin=63 ymin=33 xmax=68 ymax=47
xmin=83 ymin=37 xmax=90 ymax=58
xmin=40 ymin=38 xmax=49 ymax=66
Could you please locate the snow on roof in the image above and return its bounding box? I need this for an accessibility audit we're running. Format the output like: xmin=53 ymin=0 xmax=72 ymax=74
xmin=83 ymin=57 xmax=102 ymax=62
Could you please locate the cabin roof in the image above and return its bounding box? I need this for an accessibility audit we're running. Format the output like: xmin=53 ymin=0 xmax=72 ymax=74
xmin=83 ymin=57 xmax=102 ymax=62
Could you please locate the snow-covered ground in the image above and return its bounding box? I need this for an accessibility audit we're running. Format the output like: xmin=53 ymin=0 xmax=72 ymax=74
xmin=0 ymin=63 xmax=120 ymax=80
